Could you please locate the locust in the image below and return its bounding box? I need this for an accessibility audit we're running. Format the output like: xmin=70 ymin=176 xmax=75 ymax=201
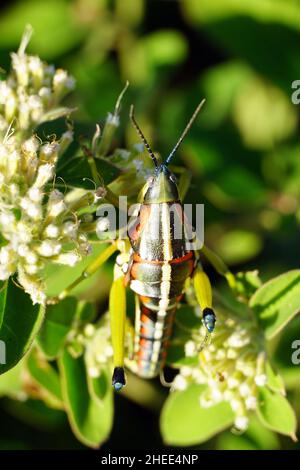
xmin=56 ymin=91 xmax=235 ymax=391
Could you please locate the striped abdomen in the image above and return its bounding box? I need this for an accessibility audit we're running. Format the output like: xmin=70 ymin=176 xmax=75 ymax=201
xmin=128 ymin=202 xmax=195 ymax=378
xmin=132 ymin=296 xmax=178 ymax=378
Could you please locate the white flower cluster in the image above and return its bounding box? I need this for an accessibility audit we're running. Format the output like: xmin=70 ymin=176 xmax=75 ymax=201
xmin=82 ymin=315 xmax=114 ymax=378
xmin=0 ymin=27 xmax=75 ymax=132
xmin=172 ymin=313 xmax=269 ymax=432
xmin=0 ymin=29 xmax=92 ymax=305
xmin=0 ymin=132 xmax=91 ymax=304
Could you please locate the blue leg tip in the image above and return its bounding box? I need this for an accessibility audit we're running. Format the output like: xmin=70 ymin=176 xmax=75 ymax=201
xmin=113 ymin=382 xmax=124 ymax=391
xmin=112 ymin=367 xmax=126 ymax=391
xmin=203 ymin=308 xmax=216 ymax=333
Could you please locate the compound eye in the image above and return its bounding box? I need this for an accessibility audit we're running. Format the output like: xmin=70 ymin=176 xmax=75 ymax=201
xmin=147 ymin=176 xmax=155 ymax=185
xmin=170 ymin=173 xmax=177 ymax=183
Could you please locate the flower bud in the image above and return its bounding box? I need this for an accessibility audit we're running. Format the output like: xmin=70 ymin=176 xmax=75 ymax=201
xmin=234 ymin=415 xmax=249 ymax=431
xmin=22 ymin=136 xmax=40 ymax=155
xmin=28 ymin=56 xmax=44 ymax=89
xmin=59 ymin=130 xmax=73 ymax=155
xmin=37 ymin=240 xmax=61 ymax=257
xmin=44 ymin=224 xmax=59 ymax=238
xmin=5 ymin=92 xmax=17 ymax=122
xmin=54 ymin=252 xmax=80 ymax=266
xmin=28 ymin=187 xmax=42 ymax=203
xmin=39 ymin=142 xmax=60 ymax=163
xmin=34 ymin=163 xmax=54 ymax=188
xmin=53 ymin=69 xmax=75 ymax=99
xmin=11 ymin=53 xmax=29 ymax=87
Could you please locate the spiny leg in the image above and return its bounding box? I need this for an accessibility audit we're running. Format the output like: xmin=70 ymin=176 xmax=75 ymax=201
xmin=110 ymin=253 xmax=129 ymax=391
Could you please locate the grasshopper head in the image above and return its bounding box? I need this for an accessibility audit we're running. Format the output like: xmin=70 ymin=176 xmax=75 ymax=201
xmin=143 ymin=164 xmax=179 ymax=204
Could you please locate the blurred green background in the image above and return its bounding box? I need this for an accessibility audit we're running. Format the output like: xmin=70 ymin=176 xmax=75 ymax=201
xmin=0 ymin=0 xmax=299 ymax=450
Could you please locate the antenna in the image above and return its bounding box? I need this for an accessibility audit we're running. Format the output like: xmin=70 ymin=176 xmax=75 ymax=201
xmin=165 ymin=98 xmax=206 ymax=166
xmin=130 ymin=105 xmax=158 ymax=169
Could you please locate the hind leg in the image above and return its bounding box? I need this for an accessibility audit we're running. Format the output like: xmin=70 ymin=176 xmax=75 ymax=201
xmin=110 ymin=251 xmax=131 ymax=391
xmin=193 ymin=262 xmax=216 ymax=336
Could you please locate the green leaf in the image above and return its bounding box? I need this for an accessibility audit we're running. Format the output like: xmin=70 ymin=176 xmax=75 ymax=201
xmin=0 ymin=280 xmax=44 ymax=375
xmin=160 ymin=384 xmax=234 ymax=446
xmin=232 ymin=76 xmax=296 ymax=151
xmin=175 ymin=304 xmax=203 ymax=331
xmin=166 ymin=344 xmax=199 ymax=368
xmin=245 ymin=415 xmax=280 ymax=450
xmin=217 ymin=415 xmax=280 ymax=450
xmin=0 ymin=359 xmax=24 ymax=398
xmin=182 ymin=0 xmax=300 ymax=91
xmin=44 ymin=243 xmax=112 ymax=299
xmin=213 ymin=168 xmax=266 ymax=205
xmin=234 ymin=270 xmax=262 ymax=300
xmin=76 ymin=301 xmax=97 ymax=324
xmin=216 ymin=433 xmax=258 ymax=450
xmin=57 ymin=155 xmax=120 ymax=190
xmin=167 ymin=306 xmax=204 ymax=367
xmin=249 ymin=270 xmax=300 ymax=339
xmin=217 ymin=229 xmax=262 ymax=265
xmin=5 ymin=398 xmax=65 ymax=432
xmin=143 ymin=30 xmax=188 ymax=66
xmin=108 ymin=171 xmax=146 ymax=200
xmin=280 ymin=367 xmax=300 ymax=391
xmin=58 ymin=349 xmax=113 ymax=448
xmin=0 ymin=0 xmax=86 ymax=60
xmin=217 ymin=285 xmax=254 ymax=320
xmin=37 ymin=297 xmax=77 ymax=360
xmin=116 ymin=0 xmax=144 ymax=27
xmin=27 ymin=349 xmax=63 ymax=409
xmin=85 ymin=356 xmax=111 ymax=405
xmin=265 ymin=361 xmax=285 ymax=395
xmin=200 ymin=61 xmax=252 ymax=127
xmin=182 ymin=0 xmax=300 ymax=29
xmin=256 ymin=386 xmax=297 ymax=439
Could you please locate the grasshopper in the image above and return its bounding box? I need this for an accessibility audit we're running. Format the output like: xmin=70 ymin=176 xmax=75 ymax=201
xmin=56 ymin=92 xmax=234 ymax=390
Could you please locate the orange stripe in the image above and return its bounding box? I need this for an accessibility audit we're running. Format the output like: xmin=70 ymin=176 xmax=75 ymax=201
xmin=132 ymin=251 xmax=194 ymax=265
